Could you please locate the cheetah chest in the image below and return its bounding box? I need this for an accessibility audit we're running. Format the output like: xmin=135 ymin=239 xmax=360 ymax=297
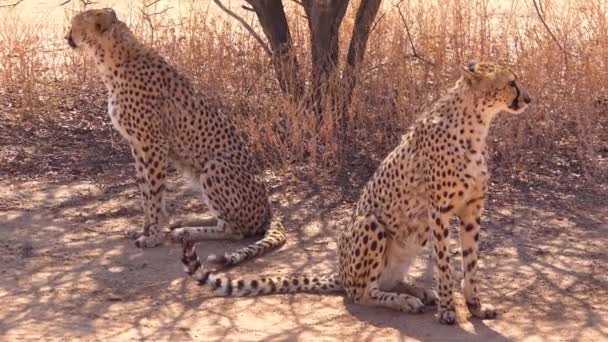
xmin=463 ymin=150 xmax=490 ymax=192
xmin=107 ymin=94 xmax=132 ymax=143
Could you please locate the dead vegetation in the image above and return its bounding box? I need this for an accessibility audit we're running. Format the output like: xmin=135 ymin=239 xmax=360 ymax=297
xmin=1 ymin=0 xmax=607 ymax=182
xmin=0 ymin=1 xmax=607 ymax=340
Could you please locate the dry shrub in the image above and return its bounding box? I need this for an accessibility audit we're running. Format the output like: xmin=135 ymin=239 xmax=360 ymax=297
xmin=0 ymin=0 xmax=606 ymax=181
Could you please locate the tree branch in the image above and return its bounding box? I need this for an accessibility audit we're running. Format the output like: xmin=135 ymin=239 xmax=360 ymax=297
xmin=57 ymin=0 xmax=96 ymax=6
xmin=370 ymin=11 xmax=385 ymax=35
xmin=144 ymin=0 xmax=161 ymax=8
xmin=395 ymin=1 xmax=434 ymax=66
xmin=532 ymin=0 xmax=568 ymax=60
xmin=243 ymin=0 xmax=304 ymax=99
xmin=213 ymin=0 xmax=271 ymax=57
xmin=0 ymin=0 xmax=24 ymax=8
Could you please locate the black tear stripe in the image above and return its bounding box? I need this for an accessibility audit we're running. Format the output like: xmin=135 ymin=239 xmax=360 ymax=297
xmin=510 ymin=83 xmax=520 ymax=110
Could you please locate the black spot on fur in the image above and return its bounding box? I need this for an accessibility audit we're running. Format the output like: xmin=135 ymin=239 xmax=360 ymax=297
xmin=370 ymin=222 xmax=378 ymax=231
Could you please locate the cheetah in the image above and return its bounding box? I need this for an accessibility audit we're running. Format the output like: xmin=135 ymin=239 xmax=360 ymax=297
xmin=65 ymin=8 xmax=286 ymax=266
xmin=179 ymin=61 xmax=532 ymax=324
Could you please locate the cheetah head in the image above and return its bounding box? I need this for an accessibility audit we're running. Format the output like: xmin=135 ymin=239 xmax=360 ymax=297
xmin=461 ymin=61 xmax=532 ymax=114
xmin=65 ymin=8 xmax=118 ymax=50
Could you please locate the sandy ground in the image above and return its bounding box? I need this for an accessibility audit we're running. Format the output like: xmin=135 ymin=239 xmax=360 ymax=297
xmin=1 ymin=163 xmax=607 ymax=341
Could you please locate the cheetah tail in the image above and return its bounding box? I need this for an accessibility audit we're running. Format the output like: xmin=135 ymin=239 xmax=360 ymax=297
xmin=181 ymin=240 xmax=342 ymax=296
xmin=206 ymin=218 xmax=287 ymax=267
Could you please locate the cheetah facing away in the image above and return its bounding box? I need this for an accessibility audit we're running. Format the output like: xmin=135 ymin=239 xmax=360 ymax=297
xmin=65 ymin=8 xmax=285 ymax=266
xmin=180 ymin=61 xmax=532 ymax=324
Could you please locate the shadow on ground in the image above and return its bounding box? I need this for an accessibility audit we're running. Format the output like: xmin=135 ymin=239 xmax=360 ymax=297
xmin=1 ymin=165 xmax=607 ymax=340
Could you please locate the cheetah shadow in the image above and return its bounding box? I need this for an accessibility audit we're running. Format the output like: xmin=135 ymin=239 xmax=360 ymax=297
xmin=341 ymin=254 xmax=509 ymax=341
xmin=343 ymin=299 xmax=509 ymax=341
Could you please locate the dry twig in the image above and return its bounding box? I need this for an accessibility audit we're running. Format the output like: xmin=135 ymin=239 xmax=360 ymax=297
xmin=144 ymin=0 xmax=161 ymax=8
xmin=395 ymin=1 xmax=435 ymax=66
xmin=370 ymin=11 xmax=385 ymax=34
xmin=57 ymin=0 xmax=96 ymax=6
xmin=212 ymin=0 xmax=271 ymax=57
xmin=0 ymin=0 xmax=24 ymax=8
xmin=532 ymin=0 xmax=568 ymax=61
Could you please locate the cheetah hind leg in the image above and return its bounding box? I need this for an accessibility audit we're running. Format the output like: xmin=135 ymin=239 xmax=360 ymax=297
xmin=167 ymin=217 xmax=219 ymax=239
xmin=392 ymin=282 xmax=438 ymax=306
xmin=170 ymin=219 xmax=245 ymax=243
xmin=169 ymin=217 xmax=217 ymax=230
xmin=206 ymin=219 xmax=286 ymax=268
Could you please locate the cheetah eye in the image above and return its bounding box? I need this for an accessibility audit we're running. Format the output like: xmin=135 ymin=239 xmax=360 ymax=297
xmin=508 ymin=80 xmax=517 ymax=87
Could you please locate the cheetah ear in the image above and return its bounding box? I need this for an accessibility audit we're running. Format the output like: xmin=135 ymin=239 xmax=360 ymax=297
xmin=94 ymin=8 xmax=118 ymax=34
xmin=461 ymin=60 xmax=481 ymax=85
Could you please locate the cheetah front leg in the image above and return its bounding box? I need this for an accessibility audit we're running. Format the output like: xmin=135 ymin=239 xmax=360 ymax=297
xmin=392 ymin=282 xmax=438 ymax=306
xmin=127 ymin=146 xmax=151 ymax=240
xmin=457 ymin=198 xmax=497 ymax=320
xmin=131 ymin=141 xmax=169 ymax=248
xmin=429 ymin=209 xmax=456 ymax=324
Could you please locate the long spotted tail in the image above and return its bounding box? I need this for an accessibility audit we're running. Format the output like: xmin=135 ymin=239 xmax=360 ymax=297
xmin=207 ymin=218 xmax=287 ymax=267
xmin=182 ymin=240 xmax=342 ymax=296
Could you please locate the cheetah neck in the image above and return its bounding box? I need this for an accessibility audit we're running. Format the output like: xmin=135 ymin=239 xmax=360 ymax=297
xmin=434 ymin=80 xmax=497 ymax=153
xmin=88 ymin=24 xmax=147 ymax=88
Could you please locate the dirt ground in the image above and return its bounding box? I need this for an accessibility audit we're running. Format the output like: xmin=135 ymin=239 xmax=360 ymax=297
xmin=1 ymin=117 xmax=607 ymax=341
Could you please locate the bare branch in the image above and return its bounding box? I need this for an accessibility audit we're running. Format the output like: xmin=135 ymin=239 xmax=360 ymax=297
xmin=144 ymin=0 xmax=161 ymax=8
xmin=370 ymin=11 xmax=385 ymax=34
xmin=142 ymin=6 xmax=172 ymax=17
xmin=241 ymin=5 xmax=255 ymax=12
xmin=395 ymin=1 xmax=435 ymax=66
xmin=213 ymin=0 xmax=271 ymax=57
xmin=532 ymin=0 xmax=568 ymax=60
xmin=0 ymin=0 xmax=24 ymax=8
xmin=58 ymin=0 xmax=95 ymax=7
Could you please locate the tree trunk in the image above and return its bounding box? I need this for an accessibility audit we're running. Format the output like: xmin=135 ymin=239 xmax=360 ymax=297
xmin=338 ymin=0 xmax=382 ymax=143
xmin=224 ymin=0 xmax=383 ymax=153
xmin=246 ymin=0 xmax=305 ymax=100
xmin=303 ymin=0 xmax=349 ymax=117
xmin=344 ymin=0 xmax=382 ymax=100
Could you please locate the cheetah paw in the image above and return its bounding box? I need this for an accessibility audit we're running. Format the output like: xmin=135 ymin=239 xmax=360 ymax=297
xmin=421 ymin=288 xmax=438 ymax=306
xmin=404 ymin=298 xmax=425 ymax=314
xmin=468 ymin=303 xmax=497 ymax=320
xmin=437 ymin=309 xmax=456 ymax=325
xmin=127 ymin=229 xmax=143 ymax=240
xmin=168 ymin=220 xmax=184 ymax=230
xmin=170 ymin=228 xmax=191 ymax=243
xmin=134 ymin=234 xmax=163 ymax=248
xmin=207 ymin=253 xmax=229 ymax=264
xmin=206 ymin=253 xmax=234 ymax=270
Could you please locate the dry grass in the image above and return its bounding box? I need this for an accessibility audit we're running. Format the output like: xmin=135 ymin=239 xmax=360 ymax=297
xmin=1 ymin=0 xmax=607 ymax=182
